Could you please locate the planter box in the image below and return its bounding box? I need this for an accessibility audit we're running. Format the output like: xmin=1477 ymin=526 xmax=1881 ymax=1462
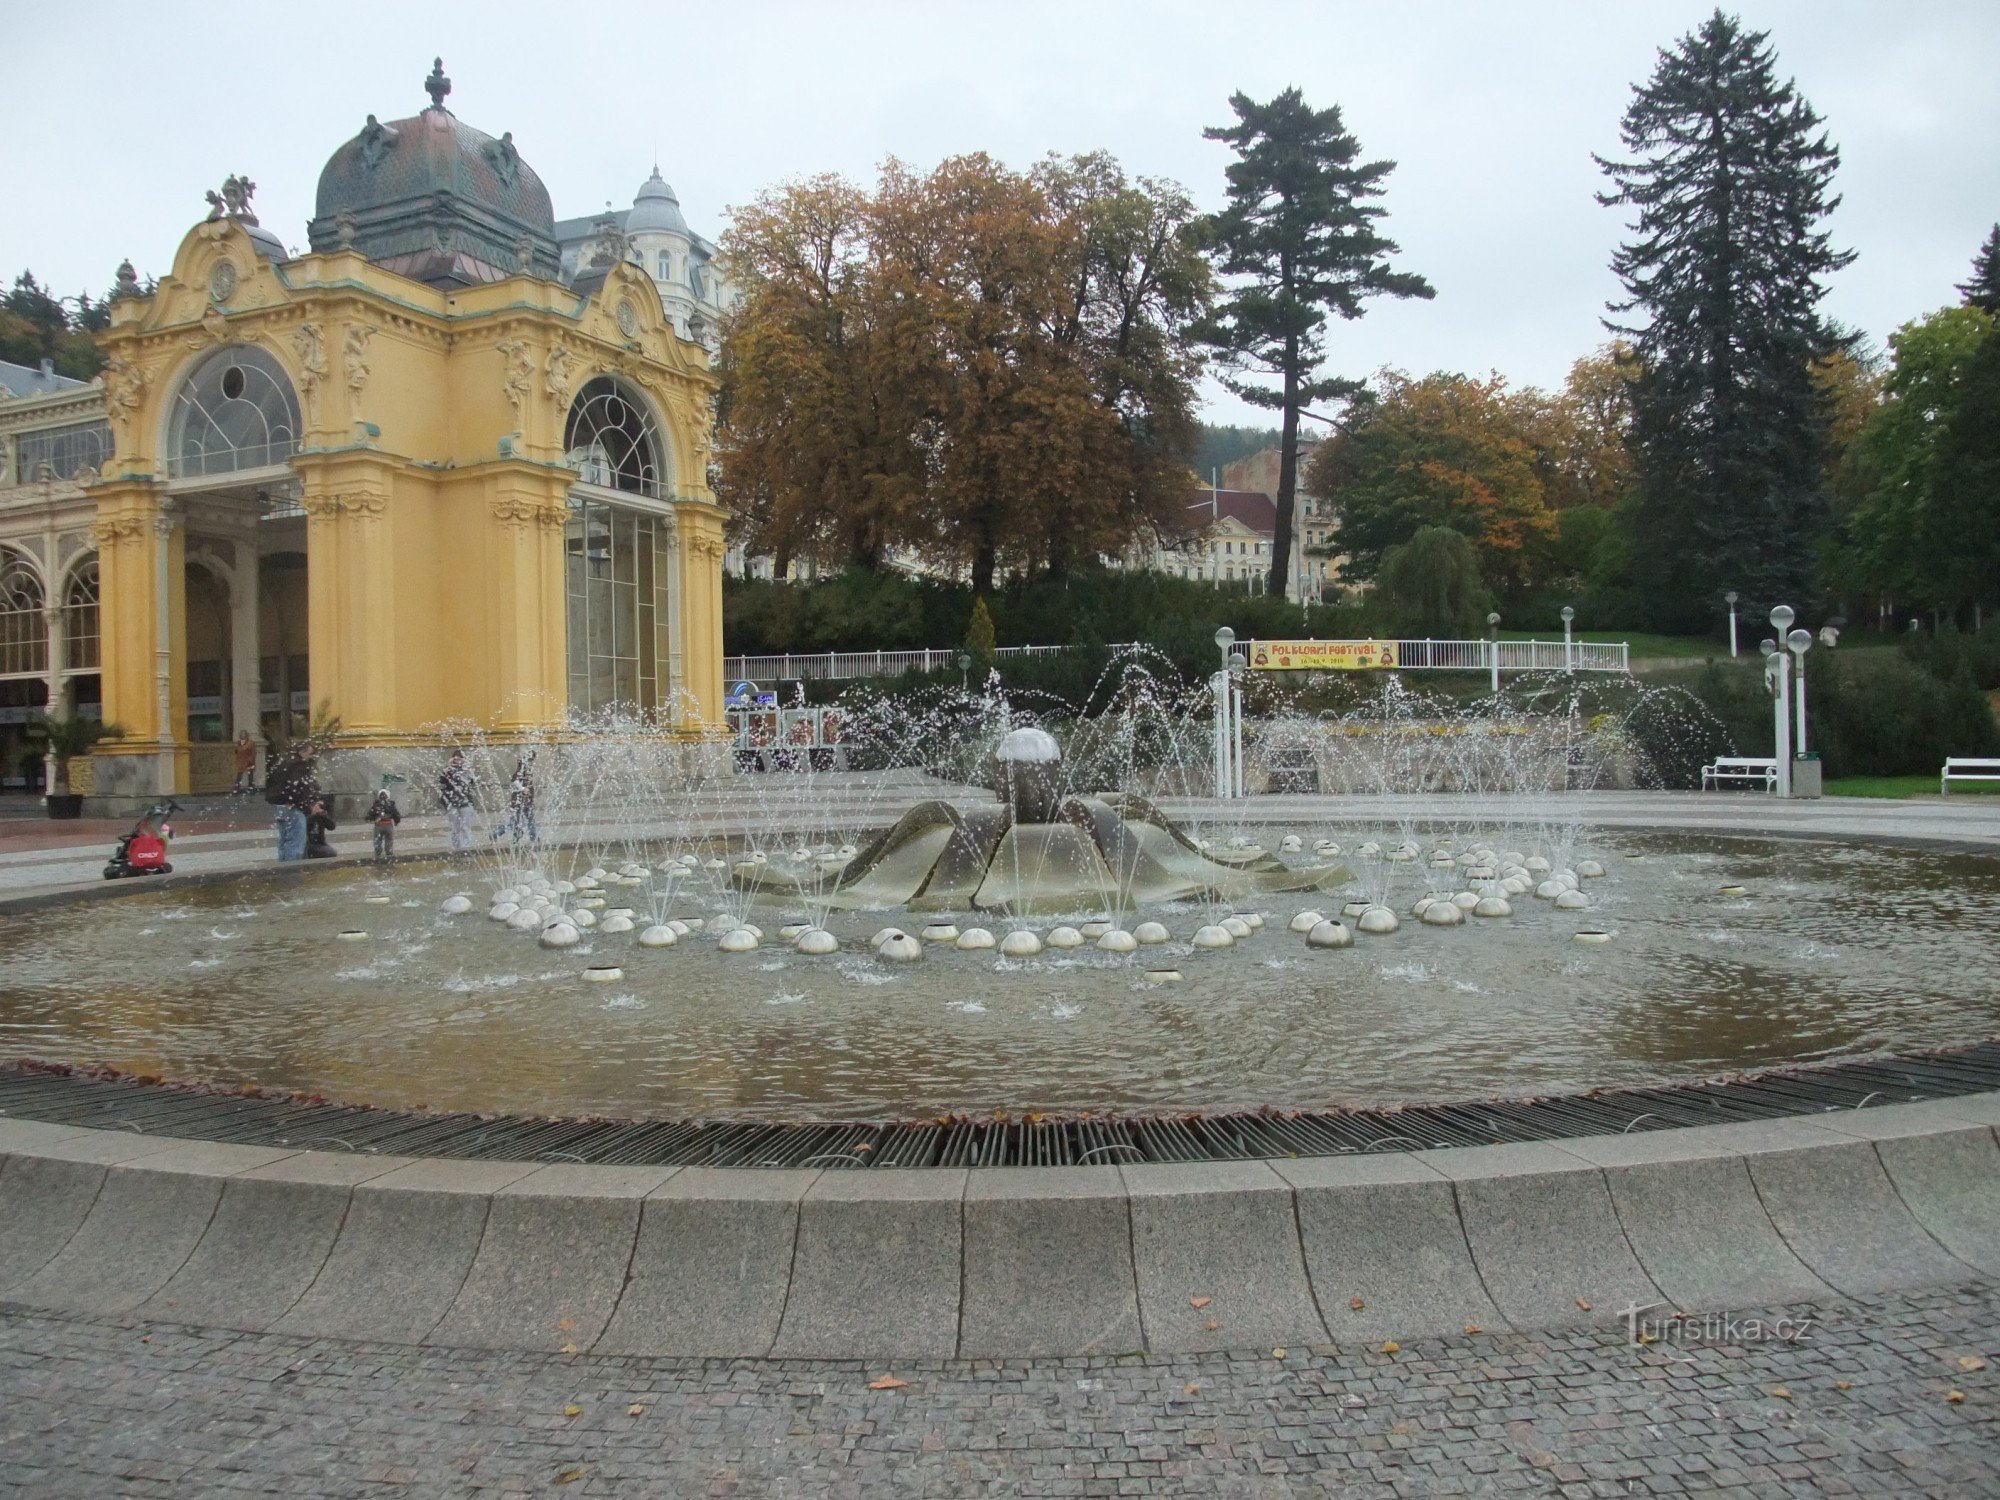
xmin=45 ymin=794 xmax=85 ymax=820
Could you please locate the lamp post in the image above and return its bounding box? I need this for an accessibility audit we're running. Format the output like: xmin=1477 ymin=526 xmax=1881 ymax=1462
xmin=1724 ymin=590 xmax=1739 ymax=658
xmin=1787 ymin=627 xmax=1813 ymax=753
xmin=1560 ymin=605 xmax=1575 ymax=674
xmin=1213 ymin=626 xmax=1235 ymax=799
xmin=1768 ymin=604 xmax=1795 ymax=796
xmin=1486 ymin=612 xmax=1502 ymax=695
xmin=1760 ymin=639 xmax=1788 ymax=796
xmin=1229 ymin=653 xmax=1248 ymax=798
xmin=957 ymin=652 xmax=971 ymax=692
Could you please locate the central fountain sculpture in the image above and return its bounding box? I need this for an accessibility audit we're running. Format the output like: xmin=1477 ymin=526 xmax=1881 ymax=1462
xmin=733 ymin=726 xmax=1352 ymax=914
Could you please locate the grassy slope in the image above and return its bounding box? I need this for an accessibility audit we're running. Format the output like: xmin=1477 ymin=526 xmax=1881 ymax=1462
xmin=1825 ymin=774 xmax=2000 ymax=798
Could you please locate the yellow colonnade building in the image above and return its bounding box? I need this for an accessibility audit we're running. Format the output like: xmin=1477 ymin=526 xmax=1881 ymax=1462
xmin=83 ymin=62 xmax=725 ymax=807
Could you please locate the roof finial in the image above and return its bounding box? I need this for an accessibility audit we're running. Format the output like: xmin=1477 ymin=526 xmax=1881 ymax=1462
xmin=425 ymin=57 xmax=451 ymax=110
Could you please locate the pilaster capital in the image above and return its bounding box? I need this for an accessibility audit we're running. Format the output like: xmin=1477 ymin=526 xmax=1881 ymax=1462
xmin=491 ymin=495 xmax=567 ymax=530
xmin=301 ymin=491 xmax=388 ymax=522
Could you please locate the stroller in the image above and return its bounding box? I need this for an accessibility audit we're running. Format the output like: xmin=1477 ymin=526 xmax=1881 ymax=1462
xmin=103 ymin=800 xmax=179 ymax=880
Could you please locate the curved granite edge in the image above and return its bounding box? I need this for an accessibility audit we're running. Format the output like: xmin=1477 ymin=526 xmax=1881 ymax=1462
xmin=3 ymin=1094 xmax=1997 ymax=1359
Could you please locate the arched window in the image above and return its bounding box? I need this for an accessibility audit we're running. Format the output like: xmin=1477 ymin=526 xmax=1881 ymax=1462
xmin=167 ymin=345 xmax=301 ymax=479
xmin=0 ymin=554 xmax=46 ymax=677
xmin=64 ymin=561 xmax=99 ymax=672
xmin=564 ymin=376 xmax=667 ymax=499
xmin=657 ymin=251 xmax=670 ymax=280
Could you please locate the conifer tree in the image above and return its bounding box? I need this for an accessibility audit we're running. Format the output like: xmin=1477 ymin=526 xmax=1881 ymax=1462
xmin=1923 ymin=323 xmax=2000 ymax=620
xmin=1202 ymin=89 xmax=1432 ymax=599
xmin=1596 ymin=10 xmax=1853 ymax=618
xmin=1959 ymin=224 xmax=2000 ymax=315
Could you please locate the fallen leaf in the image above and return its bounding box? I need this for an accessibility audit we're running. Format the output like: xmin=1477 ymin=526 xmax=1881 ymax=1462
xmin=555 ymin=1467 xmax=586 ymax=1485
xmin=868 ymin=1375 xmax=908 ymax=1391
xmin=1350 ymin=1297 xmax=1365 ymax=1311
xmin=1946 ymin=1390 xmax=1966 ymax=1404
xmin=1271 ymin=1347 xmax=1287 ymax=1359
xmin=1204 ymin=1320 xmax=1220 ymax=1332
xmin=559 ymin=1343 xmax=580 ymax=1356
xmin=1771 ymin=1387 xmax=1791 ymax=1401
xmin=554 ymin=1318 xmax=577 ymax=1333
xmin=1636 ymin=1332 xmax=1657 ymax=1345
xmin=140 ymin=1336 xmax=151 ymax=1344
xmin=1836 ymin=1380 xmax=1853 ymax=1391
xmin=1183 ymin=1383 xmax=1200 ymax=1396
xmin=1190 ymin=1296 xmax=1211 ymax=1309
xmin=1958 ymin=1357 xmax=1988 ymax=1373
xmin=1464 ymin=1324 xmax=1483 ymax=1336
xmin=627 ymin=1404 xmax=646 ymax=1417
xmin=1575 ymin=1298 xmax=1592 ymax=1311
xmin=563 ymin=1405 xmax=582 ymax=1419
xmin=1381 ymin=1341 xmax=1400 ymax=1355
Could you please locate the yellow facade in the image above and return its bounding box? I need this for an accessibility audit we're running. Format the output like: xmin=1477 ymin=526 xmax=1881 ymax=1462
xmin=86 ymin=209 xmax=725 ymax=800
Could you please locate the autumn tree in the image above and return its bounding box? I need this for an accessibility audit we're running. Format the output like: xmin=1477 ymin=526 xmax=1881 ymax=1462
xmin=1598 ymin=10 xmax=1854 ymax=617
xmin=1308 ymin=371 xmax=1557 ymax=594
xmin=716 ymin=154 xmax=1210 ymax=590
xmin=1201 ymin=88 xmax=1433 ymax=598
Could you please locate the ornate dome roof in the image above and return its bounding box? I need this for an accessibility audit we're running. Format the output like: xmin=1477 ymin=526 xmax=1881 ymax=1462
xmin=627 ymin=168 xmax=688 ymax=236
xmin=306 ymin=59 xmax=561 ymax=288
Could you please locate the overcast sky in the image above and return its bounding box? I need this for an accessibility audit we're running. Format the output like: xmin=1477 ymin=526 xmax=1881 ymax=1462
xmin=10 ymin=1 xmax=1996 ymax=429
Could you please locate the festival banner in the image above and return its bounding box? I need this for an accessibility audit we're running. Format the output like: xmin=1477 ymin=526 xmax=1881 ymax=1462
xmin=1248 ymin=639 xmax=1401 ymax=671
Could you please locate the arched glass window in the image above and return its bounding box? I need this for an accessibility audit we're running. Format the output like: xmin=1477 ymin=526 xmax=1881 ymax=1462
xmin=0 ymin=553 xmax=47 ymax=677
xmin=564 ymin=376 xmax=667 ymax=499
xmin=167 ymin=345 xmax=301 ymax=479
xmin=63 ymin=560 xmax=99 ymax=672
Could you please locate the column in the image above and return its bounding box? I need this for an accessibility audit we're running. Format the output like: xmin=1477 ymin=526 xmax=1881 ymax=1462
xmin=671 ymin=501 xmax=727 ymax=733
xmin=482 ymin=476 xmax=569 ymax=733
xmin=90 ymin=481 xmax=187 ymax=795
xmin=302 ymin=483 xmax=393 ymax=737
xmin=230 ymin=536 xmax=261 ymax=773
xmin=41 ymin=604 xmax=63 ymax=792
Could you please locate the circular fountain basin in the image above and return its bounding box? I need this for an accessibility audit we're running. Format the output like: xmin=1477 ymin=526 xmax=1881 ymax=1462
xmin=4 ymin=830 xmax=2000 ymax=1124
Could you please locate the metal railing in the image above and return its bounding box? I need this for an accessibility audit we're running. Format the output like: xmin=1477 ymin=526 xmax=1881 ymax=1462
xmin=725 ymin=637 xmax=1629 ymax=683
xmin=724 ymin=644 xmax=1071 ymax=682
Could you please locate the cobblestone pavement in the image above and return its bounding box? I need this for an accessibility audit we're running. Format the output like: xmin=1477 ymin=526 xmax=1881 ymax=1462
xmin=2 ymin=1286 xmax=1994 ymax=1498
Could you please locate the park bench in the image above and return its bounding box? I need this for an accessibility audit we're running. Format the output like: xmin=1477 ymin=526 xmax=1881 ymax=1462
xmin=1942 ymin=758 xmax=2000 ymax=794
xmin=1702 ymin=756 xmax=1779 ymax=792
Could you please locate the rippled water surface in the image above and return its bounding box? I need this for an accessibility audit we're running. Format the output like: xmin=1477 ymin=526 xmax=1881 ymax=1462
xmin=4 ymin=829 xmax=1997 ymax=1120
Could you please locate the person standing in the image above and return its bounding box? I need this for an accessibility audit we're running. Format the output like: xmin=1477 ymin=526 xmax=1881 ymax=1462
xmin=437 ymin=749 xmax=477 ymax=854
xmin=264 ymin=742 xmax=319 ymax=862
xmin=231 ymin=730 xmax=258 ymax=793
xmin=305 ymin=799 xmax=338 ymax=859
xmin=506 ymin=753 xmax=538 ymax=845
xmin=369 ymin=785 xmax=402 ymax=862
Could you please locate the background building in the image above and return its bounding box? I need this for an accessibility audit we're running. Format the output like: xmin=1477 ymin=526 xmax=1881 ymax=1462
xmin=0 ymin=61 xmax=727 ymax=808
xmin=557 ymin=171 xmax=738 ymax=355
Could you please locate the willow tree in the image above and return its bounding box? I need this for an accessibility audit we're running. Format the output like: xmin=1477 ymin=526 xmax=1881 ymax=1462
xmin=1597 ymin=10 xmax=1854 ymax=617
xmin=1201 ymin=88 xmax=1433 ymax=597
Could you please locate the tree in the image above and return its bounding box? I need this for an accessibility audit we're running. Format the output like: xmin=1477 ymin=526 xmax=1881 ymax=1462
xmin=1308 ymin=371 xmax=1557 ymax=594
xmin=1374 ymin=526 xmax=1486 ymax=637
xmin=964 ymin=595 xmax=997 ymax=671
xmin=1823 ymin=305 xmax=1991 ymax=611
xmin=1959 ymin=224 xmax=2000 ymax=315
xmin=1597 ymin=10 xmax=1854 ymax=616
xmin=717 ymin=155 xmax=1210 ymax=590
xmin=1520 ymin=344 xmax=1640 ymax=512
xmin=1924 ymin=321 xmax=2000 ymax=620
xmin=1201 ymin=88 xmax=1433 ymax=598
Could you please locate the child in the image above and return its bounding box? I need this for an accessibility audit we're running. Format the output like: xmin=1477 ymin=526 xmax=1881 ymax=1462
xmin=369 ymin=786 xmax=403 ymax=862
xmin=305 ymin=800 xmax=338 ymax=859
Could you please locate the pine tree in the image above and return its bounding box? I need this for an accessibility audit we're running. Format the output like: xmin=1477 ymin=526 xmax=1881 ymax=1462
xmin=1959 ymin=224 xmax=2000 ymax=315
xmin=1596 ymin=10 xmax=1854 ymax=619
xmin=1202 ymin=89 xmax=1433 ymax=599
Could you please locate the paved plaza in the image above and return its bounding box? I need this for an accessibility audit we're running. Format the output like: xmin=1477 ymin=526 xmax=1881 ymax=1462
xmin=2 ymin=1284 xmax=1995 ymax=1497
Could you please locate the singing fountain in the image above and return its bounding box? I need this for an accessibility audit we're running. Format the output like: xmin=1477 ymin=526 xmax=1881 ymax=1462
xmin=4 ymin=659 xmax=1999 ymax=1362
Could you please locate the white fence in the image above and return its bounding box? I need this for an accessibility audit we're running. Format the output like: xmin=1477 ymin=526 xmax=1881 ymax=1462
xmin=722 ymin=637 xmax=1628 ymax=684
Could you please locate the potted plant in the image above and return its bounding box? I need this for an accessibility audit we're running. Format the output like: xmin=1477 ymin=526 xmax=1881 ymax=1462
xmin=42 ymin=716 xmax=120 ymax=819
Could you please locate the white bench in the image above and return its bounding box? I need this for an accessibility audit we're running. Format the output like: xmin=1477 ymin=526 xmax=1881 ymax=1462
xmin=1702 ymin=756 xmax=1779 ymax=792
xmin=1942 ymin=758 xmax=2000 ymax=794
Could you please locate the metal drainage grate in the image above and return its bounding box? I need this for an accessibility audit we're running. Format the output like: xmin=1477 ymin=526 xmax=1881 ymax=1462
xmin=2 ymin=1041 xmax=1996 ymax=1170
